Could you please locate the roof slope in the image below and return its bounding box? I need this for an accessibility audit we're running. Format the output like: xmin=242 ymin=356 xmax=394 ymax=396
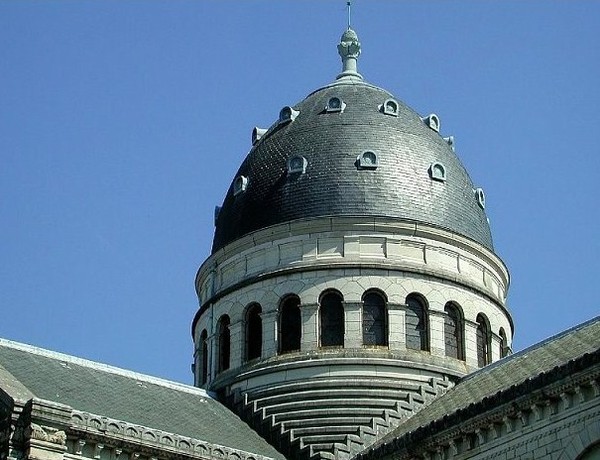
xmin=0 ymin=339 xmax=284 ymax=460
xmin=359 ymin=315 xmax=600 ymax=458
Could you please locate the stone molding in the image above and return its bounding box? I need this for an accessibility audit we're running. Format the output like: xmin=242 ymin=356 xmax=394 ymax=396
xmin=69 ymin=410 xmax=275 ymax=460
xmin=208 ymin=218 xmax=503 ymax=271
xmin=195 ymin=217 xmax=509 ymax=309
xmin=211 ymin=353 xmax=465 ymax=394
xmin=386 ymin=302 xmax=407 ymax=311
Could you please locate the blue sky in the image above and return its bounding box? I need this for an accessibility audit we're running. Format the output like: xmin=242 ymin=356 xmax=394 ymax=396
xmin=1 ymin=1 xmax=598 ymax=384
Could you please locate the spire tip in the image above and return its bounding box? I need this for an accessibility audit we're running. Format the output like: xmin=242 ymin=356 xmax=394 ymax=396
xmin=347 ymin=1 xmax=351 ymax=30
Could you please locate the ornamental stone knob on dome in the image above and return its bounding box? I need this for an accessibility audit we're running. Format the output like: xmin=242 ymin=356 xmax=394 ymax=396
xmin=337 ymin=27 xmax=363 ymax=80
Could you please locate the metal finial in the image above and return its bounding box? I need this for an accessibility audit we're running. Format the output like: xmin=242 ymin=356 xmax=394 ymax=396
xmin=347 ymin=1 xmax=351 ymax=29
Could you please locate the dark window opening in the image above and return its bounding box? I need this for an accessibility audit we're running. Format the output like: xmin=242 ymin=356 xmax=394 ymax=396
xmin=279 ymin=295 xmax=302 ymax=354
xmin=499 ymin=327 xmax=508 ymax=358
xmin=218 ymin=315 xmax=230 ymax=373
xmin=200 ymin=329 xmax=208 ymax=385
xmin=476 ymin=314 xmax=491 ymax=367
xmin=362 ymin=291 xmax=387 ymax=346
xmin=406 ymin=294 xmax=428 ymax=351
xmin=444 ymin=303 xmax=464 ymax=360
xmin=246 ymin=303 xmax=262 ymax=361
xmin=320 ymin=291 xmax=344 ymax=347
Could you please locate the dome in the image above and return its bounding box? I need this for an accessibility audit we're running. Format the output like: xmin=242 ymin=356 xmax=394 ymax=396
xmin=197 ymin=28 xmax=512 ymax=460
xmin=212 ymin=33 xmax=492 ymax=253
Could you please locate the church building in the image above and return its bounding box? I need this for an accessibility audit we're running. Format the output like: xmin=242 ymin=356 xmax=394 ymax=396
xmin=1 ymin=23 xmax=599 ymax=460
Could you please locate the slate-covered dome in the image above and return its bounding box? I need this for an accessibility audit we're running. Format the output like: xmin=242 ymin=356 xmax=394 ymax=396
xmin=212 ymin=30 xmax=492 ymax=253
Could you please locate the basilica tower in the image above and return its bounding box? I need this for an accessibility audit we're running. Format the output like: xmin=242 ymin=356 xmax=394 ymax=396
xmin=192 ymin=28 xmax=512 ymax=460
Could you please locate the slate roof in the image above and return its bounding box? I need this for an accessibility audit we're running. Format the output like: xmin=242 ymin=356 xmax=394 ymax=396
xmin=358 ymin=315 xmax=600 ymax=459
xmin=213 ymin=79 xmax=493 ymax=253
xmin=0 ymin=339 xmax=285 ymax=460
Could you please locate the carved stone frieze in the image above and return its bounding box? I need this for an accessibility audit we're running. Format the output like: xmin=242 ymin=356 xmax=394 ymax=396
xmin=70 ymin=410 xmax=274 ymax=460
xmin=26 ymin=423 xmax=67 ymax=446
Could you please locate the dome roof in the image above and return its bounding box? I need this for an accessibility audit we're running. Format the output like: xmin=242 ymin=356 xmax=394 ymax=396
xmin=212 ymin=33 xmax=492 ymax=253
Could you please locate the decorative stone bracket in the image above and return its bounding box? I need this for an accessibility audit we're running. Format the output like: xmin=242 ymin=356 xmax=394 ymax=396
xmin=25 ymin=423 xmax=67 ymax=460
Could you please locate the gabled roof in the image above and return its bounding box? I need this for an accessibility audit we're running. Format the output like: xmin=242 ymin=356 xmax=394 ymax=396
xmin=359 ymin=315 xmax=600 ymax=459
xmin=0 ymin=339 xmax=285 ymax=460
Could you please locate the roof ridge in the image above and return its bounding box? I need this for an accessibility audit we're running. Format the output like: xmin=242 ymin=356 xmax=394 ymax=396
xmin=0 ymin=338 xmax=208 ymax=398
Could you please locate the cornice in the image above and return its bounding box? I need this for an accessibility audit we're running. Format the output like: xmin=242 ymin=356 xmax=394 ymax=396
xmin=198 ymin=217 xmax=509 ymax=291
xmin=69 ymin=410 xmax=275 ymax=460
xmin=209 ymin=352 xmax=466 ymax=392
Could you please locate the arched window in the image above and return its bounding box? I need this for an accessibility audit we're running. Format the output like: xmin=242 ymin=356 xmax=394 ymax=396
xmin=279 ymin=106 xmax=299 ymax=124
xmin=356 ymin=151 xmax=378 ymax=170
xmin=405 ymin=294 xmax=428 ymax=351
xmin=233 ymin=175 xmax=248 ymax=196
xmin=287 ymin=155 xmax=308 ymax=175
xmin=382 ymin=98 xmax=399 ymax=116
xmin=325 ymin=96 xmax=346 ymax=113
xmin=429 ymin=162 xmax=447 ymax=182
xmin=245 ymin=303 xmax=262 ymax=361
xmin=476 ymin=314 xmax=491 ymax=367
xmin=362 ymin=290 xmax=387 ymax=346
xmin=422 ymin=113 xmax=440 ymax=132
xmin=475 ymin=187 xmax=486 ymax=209
xmin=444 ymin=302 xmax=464 ymax=360
xmin=252 ymin=127 xmax=267 ymax=145
xmin=320 ymin=291 xmax=344 ymax=347
xmin=279 ymin=295 xmax=302 ymax=354
xmin=499 ymin=327 xmax=508 ymax=358
xmin=200 ymin=329 xmax=208 ymax=385
xmin=217 ymin=315 xmax=231 ymax=373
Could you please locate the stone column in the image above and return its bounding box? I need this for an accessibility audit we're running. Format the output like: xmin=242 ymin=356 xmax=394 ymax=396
xmin=192 ymin=343 xmax=200 ymax=386
xmin=261 ymin=310 xmax=278 ymax=359
xmin=209 ymin=310 xmax=220 ymax=382
xmin=344 ymin=301 xmax=362 ymax=348
xmin=388 ymin=303 xmax=406 ymax=351
xmin=490 ymin=333 xmax=501 ymax=363
xmin=229 ymin=320 xmax=243 ymax=370
xmin=464 ymin=319 xmax=479 ymax=369
xmin=301 ymin=303 xmax=319 ymax=351
xmin=428 ymin=310 xmax=446 ymax=358
xmin=205 ymin=331 xmax=215 ymax=384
